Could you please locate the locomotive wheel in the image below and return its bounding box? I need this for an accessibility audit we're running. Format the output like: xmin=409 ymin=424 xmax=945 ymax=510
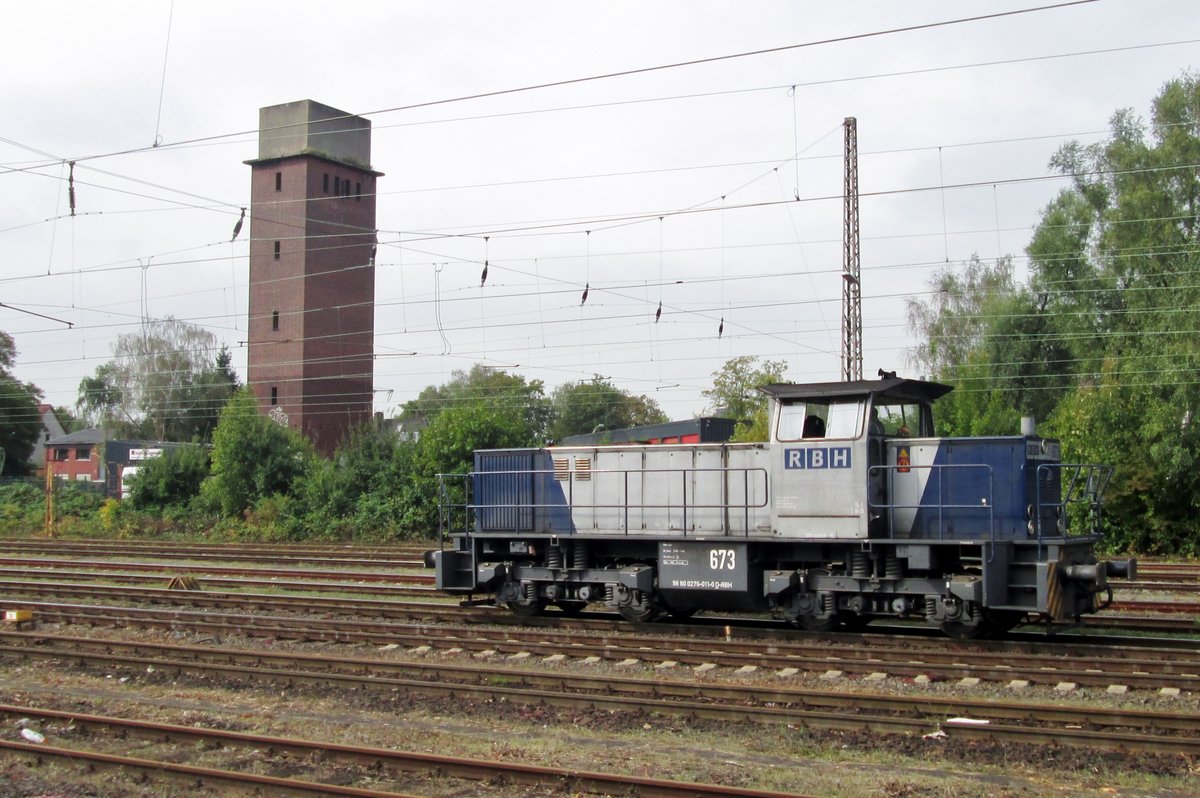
xmin=941 ymin=608 xmax=1025 ymax=639
xmin=938 ymin=618 xmax=987 ymax=639
xmin=618 ymin=603 xmax=660 ymax=623
xmin=555 ymin=600 xmax=588 ymax=616
xmin=506 ymin=597 xmax=548 ymax=618
xmin=617 ymin=590 xmax=661 ymax=623
xmin=983 ymin=609 xmax=1027 ymax=637
xmin=797 ymin=615 xmax=841 ymax=632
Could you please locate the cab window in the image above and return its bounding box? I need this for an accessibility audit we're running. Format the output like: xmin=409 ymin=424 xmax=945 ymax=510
xmin=777 ymin=400 xmax=864 ymax=441
xmin=872 ymin=401 xmax=924 ymax=437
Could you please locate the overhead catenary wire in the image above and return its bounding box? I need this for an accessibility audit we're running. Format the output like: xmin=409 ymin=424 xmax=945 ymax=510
xmin=2 ymin=3 xmax=1192 ymax=423
xmin=7 ymin=152 xmax=1192 ymax=296
xmin=1 ymin=0 xmax=1101 ymax=172
xmin=11 ymin=233 xmax=1200 ymax=381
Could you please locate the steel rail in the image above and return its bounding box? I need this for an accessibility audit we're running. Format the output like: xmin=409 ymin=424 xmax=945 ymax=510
xmin=1083 ymin=614 xmax=1199 ymax=632
xmin=0 ymin=570 xmax=438 ymax=596
xmin=1 ymin=632 xmax=1197 ymax=756
xmin=2 ymin=577 xmax=1196 ymax=651
xmin=1 ymin=544 xmax=424 ymax=568
xmin=0 ymin=557 xmax=435 ymax=583
xmin=3 ymin=565 xmax=1186 ymax=622
xmin=0 ymin=739 xmax=424 ymax=797
xmin=0 ymin=703 xmax=806 ymax=798
xmin=1113 ymin=581 xmax=1200 ymax=593
xmin=1 ymin=537 xmax=433 ymax=557
xmin=5 ymin=597 xmax=1198 ymax=690
xmin=1110 ymin=598 xmax=1200 ymax=613
xmin=0 ymin=578 xmax=449 ymax=609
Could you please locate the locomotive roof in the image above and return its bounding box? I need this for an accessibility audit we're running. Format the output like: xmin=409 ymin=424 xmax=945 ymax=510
xmin=759 ymin=376 xmax=953 ymax=403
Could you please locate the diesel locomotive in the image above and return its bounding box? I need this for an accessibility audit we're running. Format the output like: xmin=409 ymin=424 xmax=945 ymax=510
xmin=431 ymin=374 xmax=1135 ymax=637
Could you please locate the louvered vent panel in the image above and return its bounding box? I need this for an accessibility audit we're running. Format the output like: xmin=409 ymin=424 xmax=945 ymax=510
xmin=575 ymin=457 xmax=592 ymax=481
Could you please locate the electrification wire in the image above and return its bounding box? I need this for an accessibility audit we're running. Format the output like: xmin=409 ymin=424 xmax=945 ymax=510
xmin=7 ymin=0 xmax=1099 ymax=171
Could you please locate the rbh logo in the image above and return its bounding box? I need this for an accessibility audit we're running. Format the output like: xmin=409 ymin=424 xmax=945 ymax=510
xmin=784 ymin=447 xmax=852 ymax=469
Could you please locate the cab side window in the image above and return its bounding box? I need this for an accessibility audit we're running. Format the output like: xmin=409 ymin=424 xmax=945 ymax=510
xmin=873 ymin=401 xmax=924 ymax=436
xmin=777 ymin=401 xmax=863 ymax=441
xmin=777 ymin=403 xmax=809 ymax=440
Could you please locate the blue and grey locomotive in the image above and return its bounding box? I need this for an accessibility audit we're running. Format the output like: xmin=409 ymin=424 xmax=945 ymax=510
xmin=432 ymin=374 xmax=1135 ymax=637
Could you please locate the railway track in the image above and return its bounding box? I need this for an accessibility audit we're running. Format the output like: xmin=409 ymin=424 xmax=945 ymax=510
xmin=4 ymin=556 xmax=1197 ymax=612
xmin=0 ymin=577 xmax=1192 ymax=658
xmin=0 ymin=556 xmax=435 ymax=584
xmin=0 ymin=567 xmax=439 ymax=598
xmin=0 ymin=537 xmax=433 ymax=558
xmin=16 ymin=534 xmax=1191 ymax=567
xmin=2 ymin=571 xmax=1196 ymax=633
xmin=3 ymin=594 xmax=1197 ymax=691
xmin=1 ymin=570 xmax=1196 ymax=633
xmin=2 ymin=629 xmax=1197 ymax=757
xmin=0 ymin=703 xmax=798 ymax=798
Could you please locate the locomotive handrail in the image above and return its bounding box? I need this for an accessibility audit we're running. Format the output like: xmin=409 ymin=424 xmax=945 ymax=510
xmin=1034 ymin=463 xmax=1111 ymax=542
xmin=441 ymin=466 xmax=770 ymax=537
xmin=867 ymin=463 xmax=996 ymax=545
xmin=436 ymin=472 xmax=473 ymax=542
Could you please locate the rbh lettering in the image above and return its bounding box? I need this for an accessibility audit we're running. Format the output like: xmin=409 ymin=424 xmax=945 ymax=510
xmin=784 ymin=447 xmax=852 ymax=469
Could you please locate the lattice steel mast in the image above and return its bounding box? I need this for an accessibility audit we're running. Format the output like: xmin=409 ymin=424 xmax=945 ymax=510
xmin=841 ymin=116 xmax=862 ymax=382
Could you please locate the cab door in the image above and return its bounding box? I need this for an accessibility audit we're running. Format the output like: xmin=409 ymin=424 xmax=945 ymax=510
xmin=769 ymin=398 xmax=869 ymax=539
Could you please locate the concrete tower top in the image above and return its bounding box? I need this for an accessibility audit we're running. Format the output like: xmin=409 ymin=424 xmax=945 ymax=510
xmin=254 ymin=100 xmax=373 ymax=170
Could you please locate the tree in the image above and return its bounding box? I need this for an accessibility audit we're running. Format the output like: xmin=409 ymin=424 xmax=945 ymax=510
xmin=293 ymin=422 xmax=411 ymax=535
xmin=548 ymin=376 xmax=668 ymax=441
xmin=904 ymin=72 xmax=1200 ymax=552
xmin=907 ymin=255 xmax=1017 ymax=381
xmin=52 ymin=405 xmax=84 ymax=434
xmin=201 ymin=388 xmax=309 ymax=516
xmin=400 ymin=401 xmax=540 ymax=533
xmin=128 ymin=445 xmax=210 ymax=510
xmin=905 ymin=255 xmax=1039 ymax=435
xmin=77 ymin=318 xmax=239 ymax=441
xmin=174 ymin=345 xmax=241 ymax=441
xmin=702 ymin=356 xmax=786 ymax=422
xmin=397 ymin=364 xmax=550 ymax=440
xmin=1034 ymin=72 xmax=1200 ymax=553
xmin=0 ymin=331 xmax=43 ymax=476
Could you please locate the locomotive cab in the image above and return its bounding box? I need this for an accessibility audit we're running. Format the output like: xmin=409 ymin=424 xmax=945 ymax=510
xmin=762 ymin=377 xmax=947 ymax=540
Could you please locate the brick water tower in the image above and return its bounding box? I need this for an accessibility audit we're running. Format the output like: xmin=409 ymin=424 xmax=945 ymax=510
xmin=245 ymin=100 xmax=380 ymax=455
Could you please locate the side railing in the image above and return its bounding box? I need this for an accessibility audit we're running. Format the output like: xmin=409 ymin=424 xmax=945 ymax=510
xmin=438 ymin=466 xmax=770 ymax=540
xmin=1034 ymin=463 xmax=1112 ymax=540
xmin=867 ymin=463 xmax=996 ymax=543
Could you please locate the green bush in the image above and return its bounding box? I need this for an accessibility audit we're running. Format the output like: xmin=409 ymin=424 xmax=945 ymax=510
xmin=129 ymin=445 xmax=210 ymax=510
xmin=200 ymin=389 xmax=310 ymax=516
xmin=0 ymin=480 xmax=43 ymax=534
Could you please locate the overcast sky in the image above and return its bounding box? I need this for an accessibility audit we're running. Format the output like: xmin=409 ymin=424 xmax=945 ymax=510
xmin=3 ymin=0 xmax=1197 ymax=424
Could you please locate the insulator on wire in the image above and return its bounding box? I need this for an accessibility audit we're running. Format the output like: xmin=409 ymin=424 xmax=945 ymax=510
xmin=655 ymin=302 xmax=662 ymax=323
xmin=481 ymin=260 xmax=488 ymax=287
xmin=230 ymin=207 xmax=246 ymax=242
xmin=68 ymin=161 xmax=76 ymax=217
xmin=580 ymin=283 xmax=589 ymax=306
xmin=718 ymin=317 xmax=724 ymax=338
